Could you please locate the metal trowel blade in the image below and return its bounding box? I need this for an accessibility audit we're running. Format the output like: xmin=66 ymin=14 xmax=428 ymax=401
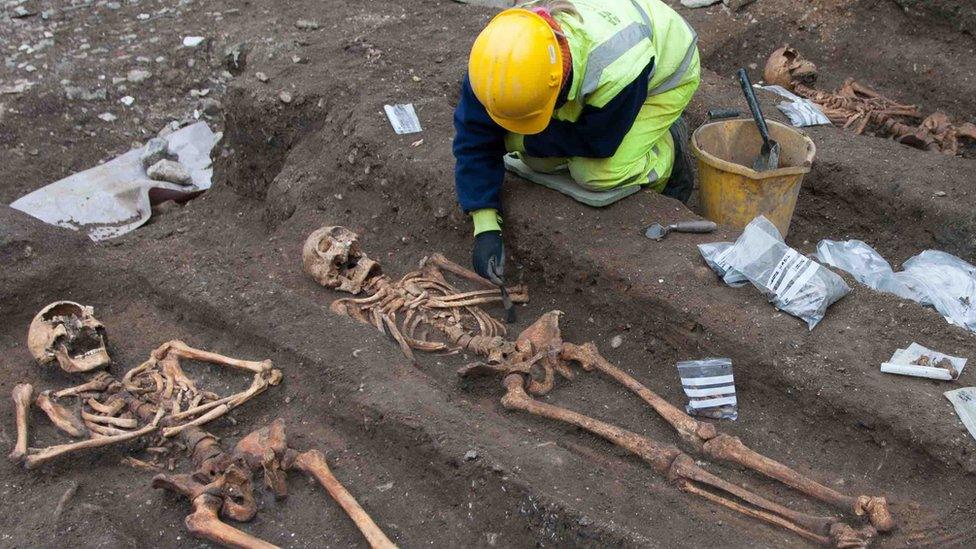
xmin=752 ymin=140 xmax=781 ymax=172
xmin=644 ymin=223 xmax=667 ymax=241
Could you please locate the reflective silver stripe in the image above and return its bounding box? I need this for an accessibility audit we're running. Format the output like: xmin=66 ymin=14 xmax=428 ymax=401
xmin=628 ymin=0 xmax=653 ymax=28
xmin=580 ymin=22 xmax=652 ymax=96
xmin=647 ymin=144 xmax=661 ymax=183
xmin=580 ymin=0 xmax=655 ymax=97
xmin=647 ymin=24 xmax=698 ymax=96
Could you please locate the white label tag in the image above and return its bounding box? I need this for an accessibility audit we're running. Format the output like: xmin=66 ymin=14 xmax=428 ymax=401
xmin=767 ymin=249 xmax=819 ymax=305
xmin=384 ymin=104 xmax=422 ymax=135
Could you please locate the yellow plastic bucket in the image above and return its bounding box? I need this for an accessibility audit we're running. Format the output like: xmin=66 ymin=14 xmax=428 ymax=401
xmin=691 ymin=119 xmax=816 ymax=237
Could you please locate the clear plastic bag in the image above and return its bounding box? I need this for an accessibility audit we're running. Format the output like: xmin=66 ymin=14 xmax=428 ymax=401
xmin=699 ymin=218 xmax=783 ymax=288
xmin=817 ymin=241 xmax=976 ymax=332
xmin=724 ymin=216 xmax=850 ymax=330
xmin=677 ymin=358 xmax=737 ymax=420
xmin=890 ymin=251 xmax=976 ymax=331
xmin=816 ymin=239 xmax=894 ymax=288
xmin=698 ymin=242 xmax=748 ymax=287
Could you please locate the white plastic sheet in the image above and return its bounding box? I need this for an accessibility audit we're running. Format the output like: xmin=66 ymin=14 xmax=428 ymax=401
xmin=10 ymin=122 xmax=218 ymax=241
xmin=759 ymin=85 xmax=831 ymax=127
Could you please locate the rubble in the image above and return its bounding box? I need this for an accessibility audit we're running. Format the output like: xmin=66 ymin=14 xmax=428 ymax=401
xmin=147 ymin=159 xmax=192 ymax=186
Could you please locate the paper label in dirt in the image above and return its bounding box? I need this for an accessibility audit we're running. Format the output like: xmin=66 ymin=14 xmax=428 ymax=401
xmin=384 ymin=104 xmax=422 ymax=135
xmin=945 ymin=387 xmax=976 ymax=443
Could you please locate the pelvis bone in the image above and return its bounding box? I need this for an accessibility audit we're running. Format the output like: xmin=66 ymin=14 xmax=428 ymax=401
xmin=27 ymin=301 xmax=111 ymax=373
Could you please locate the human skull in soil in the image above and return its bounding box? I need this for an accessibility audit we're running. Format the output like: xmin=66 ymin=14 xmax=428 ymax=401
xmin=764 ymin=45 xmax=818 ymax=90
xmin=302 ymin=225 xmax=380 ymax=294
xmin=27 ymin=301 xmax=110 ymax=373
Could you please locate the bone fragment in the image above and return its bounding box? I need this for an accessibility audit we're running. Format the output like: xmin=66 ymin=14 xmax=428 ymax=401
xmin=36 ymin=392 xmax=87 ymax=438
xmin=53 ymin=481 xmax=80 ymax=522
xmin=155 ymin=340 xmax=274 ymax=374
xmin=162 ymin=404 xmax=229 ymax=438
xmin=122 ymin=456 xmax=162 ymax=472
xmin=9 ymin=384 xmax=34 ymax=462
xmin=86 ymin=398 xmax=125 ymax=415
xmin=53 ymin=373 xmax=113 ymax=398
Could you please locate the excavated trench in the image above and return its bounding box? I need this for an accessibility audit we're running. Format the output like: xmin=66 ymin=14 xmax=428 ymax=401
xmin=182 ymin=54 xmax=976 ymax=544
xmin=4 ymin=1 xmax=976 ymax=547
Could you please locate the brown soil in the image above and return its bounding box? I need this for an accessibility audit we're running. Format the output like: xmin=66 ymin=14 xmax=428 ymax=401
xmin=3 ymin=1 xmax=976 ymax=548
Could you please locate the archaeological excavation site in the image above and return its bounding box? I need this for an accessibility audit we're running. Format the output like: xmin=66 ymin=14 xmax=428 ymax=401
xmin=2 ymin=0 xmax=976 ymax=547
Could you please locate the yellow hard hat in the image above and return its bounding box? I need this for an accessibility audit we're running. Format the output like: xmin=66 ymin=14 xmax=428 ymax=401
xmin=468 ymin=9 xmax=564 ymax=135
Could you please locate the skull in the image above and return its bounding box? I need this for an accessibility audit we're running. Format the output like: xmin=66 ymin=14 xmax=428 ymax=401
xmin=764 ymin=45 xmax=818 ymax=90
xmin=302 ymin=226 xmax=380 ymax=294
xmin=27 ymin=301 xmax=111 ymax=373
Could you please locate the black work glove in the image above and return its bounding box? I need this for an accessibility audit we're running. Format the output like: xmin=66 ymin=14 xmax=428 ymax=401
xmin=472 ymin=230 xmax=504 ymax=282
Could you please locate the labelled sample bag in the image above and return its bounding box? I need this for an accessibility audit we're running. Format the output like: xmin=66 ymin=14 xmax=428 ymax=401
xmin=724 ymin=216 xmax=850 ymax=330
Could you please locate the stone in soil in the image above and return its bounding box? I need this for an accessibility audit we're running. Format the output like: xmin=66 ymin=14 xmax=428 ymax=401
xmin=140 ymin=137 xmax=176 ymax=169
xmin=127 ymin=69 xmax=152 ymax=83
xmin=147 ymin=159 xmax=192 ymax=185
xmin=64 ymin=87 xmax=107 ymax=101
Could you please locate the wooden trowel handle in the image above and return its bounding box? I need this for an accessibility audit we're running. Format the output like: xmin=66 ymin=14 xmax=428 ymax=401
xmin=671 ymin=220 xmax=718 ymax=233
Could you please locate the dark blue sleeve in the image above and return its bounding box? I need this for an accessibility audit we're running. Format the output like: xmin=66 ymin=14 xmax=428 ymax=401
xmin=524 ymin=58 xmax=654 ymax=159
xmin=453 ymin=74 xmax=508 ymax=213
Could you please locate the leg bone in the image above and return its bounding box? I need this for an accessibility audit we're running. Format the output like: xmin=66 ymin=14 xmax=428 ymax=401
xmin=185 ymin=493 xmax=278 ymax=549
xmin=288 ymin=449 xmax=397 ymax=549
xmin=561 ymin=342 xmax=895 ymax=532
xmin=499 ymin=374 xmax=870 ymax=547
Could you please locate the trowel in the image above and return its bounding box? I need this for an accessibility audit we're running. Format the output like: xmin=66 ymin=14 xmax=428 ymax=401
xmin=737 ymin=68 xmax=780 ymax=171
xmin=644 ymin=220 xmax=717 ymax=241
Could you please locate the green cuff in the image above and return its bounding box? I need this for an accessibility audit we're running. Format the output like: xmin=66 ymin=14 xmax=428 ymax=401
xmin=471 ymin=208 xmax=502 ymax=236
xmin=504 ymin=132 xmax=525 ymax=153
